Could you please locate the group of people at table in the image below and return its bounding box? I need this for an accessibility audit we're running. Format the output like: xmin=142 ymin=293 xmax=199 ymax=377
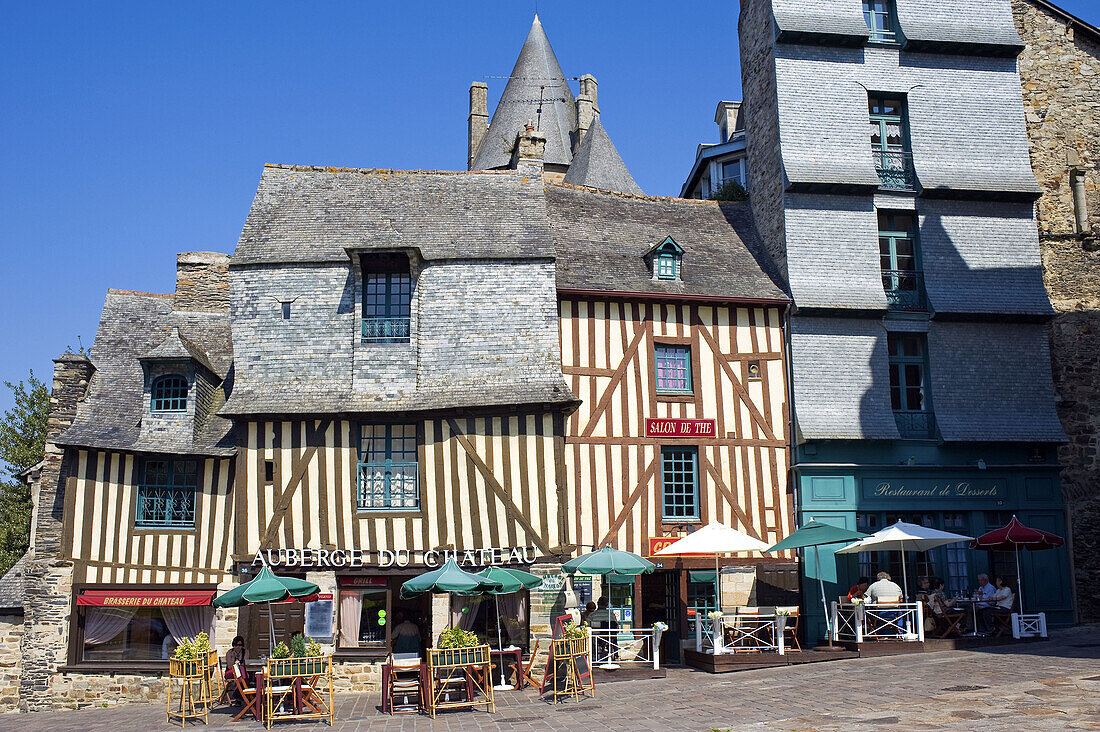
xmin=847 ymin=571 xmax=1015 ymax=636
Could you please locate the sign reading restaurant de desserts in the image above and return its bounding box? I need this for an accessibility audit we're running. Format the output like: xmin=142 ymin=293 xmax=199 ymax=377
xmin=644 ymin=418 xmax=717 ymax=438
xmin=252 ymin=546 xmax=538 ymax=570
xmin=861 ymin=478 xmax=1005 ymax=500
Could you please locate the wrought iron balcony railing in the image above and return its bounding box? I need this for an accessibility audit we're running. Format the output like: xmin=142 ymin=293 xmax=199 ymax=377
xmin=361 ymin=316 xmax=411 ymax=344
xmin=894 ymin=410 xmax=937 ymax=439
xmin=867 ymin=27 xmax=897 ymax=44
xmin=357 ymin=461 xmax=419 ymax=511
xmin=881 ymin=270 xmax=927 ymax=311
xmin=873 ymin=149 xmax=916 ymax=191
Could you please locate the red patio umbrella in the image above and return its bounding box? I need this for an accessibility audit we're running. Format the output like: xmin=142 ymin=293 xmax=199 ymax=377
xmin=971 ymin=515 xmax=1064 ymax=614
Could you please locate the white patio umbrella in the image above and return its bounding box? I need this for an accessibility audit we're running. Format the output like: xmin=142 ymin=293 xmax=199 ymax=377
xmin=835 ymin=520 xmax=973 ymax=597
xmin=655 ymin=521 xmax=770 ymax=614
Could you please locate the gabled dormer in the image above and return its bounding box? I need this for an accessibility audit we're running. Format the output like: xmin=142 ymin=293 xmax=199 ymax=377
xmin=645 ymin=236 xmax=685 ymax=281
xmin=138 ymin=326 xmax=222 ymax=448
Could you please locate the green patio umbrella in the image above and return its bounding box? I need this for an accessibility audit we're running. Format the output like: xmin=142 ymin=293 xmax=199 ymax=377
xmin=766 ymin=520 xmax=869 ymax=645
xmin=213 ymin=565 xmax=321 ymax=649
xmin=561 ymin=547 xmax=656 ymax=577
xmin=464 ymin=567 xmax=543 ymax=691
xmin=398 ymin=559 xmax=504 ymax=600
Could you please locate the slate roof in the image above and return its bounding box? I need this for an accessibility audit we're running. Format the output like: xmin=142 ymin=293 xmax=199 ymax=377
xmin=142 ymin=326 xmax=218 ymax=374
xmin=927 ymin=322 xmax=1066 ymax=442
xmin=561 ymin=119 xmax=643 ymax=195
xmin=896 ymin=0 xmax=1025 ymax=54
xmin=233 ymin=165 xmax=552 ymax=265
xmin=547 ymin=184 xmax=788 ymax=301
xmin=790 ymin=317 xmax=901 ymax=441
xmin=772 ymin=0 xmax=871 ymax=44
xmin=56 ymin=290 xmax=235 ymax=456
xmin=0 ymin=553 xmax=27 ymax=612
xmin=472 ymin=15 xmax=577 ymax=171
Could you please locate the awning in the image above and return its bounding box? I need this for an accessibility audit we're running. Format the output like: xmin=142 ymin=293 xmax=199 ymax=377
xmin=688 ymin=571 xmax=717 ymax=584
xmin=77 ymin=589 xmax=215 ymax=607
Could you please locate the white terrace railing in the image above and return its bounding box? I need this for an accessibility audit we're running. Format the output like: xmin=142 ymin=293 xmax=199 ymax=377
xmin=830 ymin=601 xmax=925 ymax=643
xmin=588 ymin=627 xmax=661 ymax=669
xmin=694 ymin=614 xmax=790 ymax=655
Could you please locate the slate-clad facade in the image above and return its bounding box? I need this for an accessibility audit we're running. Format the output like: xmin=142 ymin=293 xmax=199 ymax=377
xmin=740 ymin=0 xmax=1073 ymax=639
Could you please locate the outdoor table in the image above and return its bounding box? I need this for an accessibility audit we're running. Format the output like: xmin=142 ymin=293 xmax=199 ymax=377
xmin=954 ymin=598 xmax=983 ymax=635
xmin=490 ymin=648 xmax=524 ymax=689
xmin=254 ymin=670 xmax=304 ymax=721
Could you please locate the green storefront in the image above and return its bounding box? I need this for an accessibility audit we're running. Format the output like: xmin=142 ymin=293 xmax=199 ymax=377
xmin=795 ymin=440 xmax=1073 ymax=642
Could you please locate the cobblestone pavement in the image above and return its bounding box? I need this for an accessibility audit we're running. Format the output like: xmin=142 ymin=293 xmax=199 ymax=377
xmin=6 ymin=625 xmax=1099 ymax=731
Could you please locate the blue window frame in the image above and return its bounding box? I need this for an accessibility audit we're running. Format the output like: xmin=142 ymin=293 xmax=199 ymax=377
xmin=878 ymin=211 xmax=926 ymax=311
xmin=656 ymin=253 xmax=677 ymax=280
xmin=655 ymin=345 xmax=692 ymax=394
xmin=863 ymin=0 xmax=897 ymax=43
xmin=869 ymin=94 xmax=915 ymax=191
xmin=661 ymin=446 xmax=699 ymax=520
xmin=136 ymin=458 xmax=197 ymax=528
xmin=357 ymin=424 xmax=419 ymax=511
xmin=362 ymin=254 xmax=412 ymax=344
xmin=888 ymin=334 xmax=936 ymax=438
xmin=150 ymin=375 xmax=188 ymax=413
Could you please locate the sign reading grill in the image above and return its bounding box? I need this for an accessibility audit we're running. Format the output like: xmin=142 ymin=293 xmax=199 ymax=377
xmin=644 ymin=418 xmax=716 ymax=438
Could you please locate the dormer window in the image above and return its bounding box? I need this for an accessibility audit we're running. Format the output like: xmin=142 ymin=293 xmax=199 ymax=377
xmin=647 ymin=236 xmax=684 ymax=282
xmin=151 ymin=375 xmax=188 ymax=413
xmin=362 ymin=253 xmax=412 ymax=344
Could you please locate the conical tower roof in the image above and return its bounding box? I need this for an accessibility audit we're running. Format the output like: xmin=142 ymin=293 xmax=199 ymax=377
xmin=473 ymin=15 xmax=577 ymax=170
xmin=562 ymin=119 xmax=643 ymax=195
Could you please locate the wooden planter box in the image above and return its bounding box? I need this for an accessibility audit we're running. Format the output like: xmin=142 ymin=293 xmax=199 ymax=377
xmin=270 ymin=656 xmax=330 ymax=677
xmin=430 ymin=644 xmax=490 ymax=667
xmin=553 ymin=635 xmax=589 ymax=658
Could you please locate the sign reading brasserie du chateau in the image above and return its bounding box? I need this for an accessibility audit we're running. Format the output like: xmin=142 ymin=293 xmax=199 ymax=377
xmin=862 ymin=478 xmax=1004 ymax=500
xmin=644 ymin=418 xmax=716 ymax=438
xmin=253 ymin=546 xmax=538 ymax=570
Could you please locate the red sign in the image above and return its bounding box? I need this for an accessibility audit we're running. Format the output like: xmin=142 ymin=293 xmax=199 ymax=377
xmin=77 ymin=589 xmax=215 ymax=607
xmin=337 ymin=576 xmax=389 ymax=587
xmin=648 ymin=536 xmax=708 ymax=558
xmin=644 ymin=418 xmax=716 ymax=438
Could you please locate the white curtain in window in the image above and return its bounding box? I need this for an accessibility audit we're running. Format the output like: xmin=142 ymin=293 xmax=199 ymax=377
xmin=83 ymin=607 xmax=136 ymax=645
xmin=163 ymin=606 xmax=215 ymax=642
xmin=339 ymin=592 xmax=362 ymax=647
xmin=496 ymin=594 xmax=527 ymax=644
xmin=451 ymin=596 xmax=478 ymax=631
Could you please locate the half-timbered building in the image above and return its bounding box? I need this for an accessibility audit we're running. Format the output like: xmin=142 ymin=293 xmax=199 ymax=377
xmin=549 ymin=183 xmax=794 ymax=661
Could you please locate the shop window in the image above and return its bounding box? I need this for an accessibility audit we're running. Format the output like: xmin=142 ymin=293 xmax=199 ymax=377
xmin=362 ymin=253 xmax=412 ymax=344
xmin=943 ymin=512 xmax=970 ymax=595
xmin=661 ymin=446 xmax=699 ymax=521
xmin=687 ymin=572 xmax=717 ymax=621
xmin=856 ymin=513 xmax=879 ymax=580
xmin=655 ymin=345 xmax=693 ymax=394
xmin=151 ymin=374 xmax=188 ymax=412
xmin=136 ymin=458 xmax=197 ymax=528
xmin=357 ymin=424 xmax=419 ymax=511
xmin=75 ymin=604 xmax=213 ymax=663
xmin=337 ymin=588 xmax=388 ymax=650
xmin=451 ymin=594 xmax=530 ymax=650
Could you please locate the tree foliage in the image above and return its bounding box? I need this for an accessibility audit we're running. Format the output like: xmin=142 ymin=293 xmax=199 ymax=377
xmin=708 ymin=180 xmax=749 ymax=202
xmin=0 ymin=371 xmax=50 ymax=576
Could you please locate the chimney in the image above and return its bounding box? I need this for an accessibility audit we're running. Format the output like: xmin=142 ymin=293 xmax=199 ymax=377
xmin=715 ymin=101 xmax=743 ymax=142
xmin=46 ymin=354 xmax=94 ymax=443
xmin=576 ymin=95 xmax=595 ymax=145
xmin=468 ymin=82 xmax=489 ymax=170
xmin=175 ymin=251 xmax=230 ymax=313
xmin=510 ymin=123 xmax=547 ymax=179
xmin=578 ymin=74 xmax=599 ymax=111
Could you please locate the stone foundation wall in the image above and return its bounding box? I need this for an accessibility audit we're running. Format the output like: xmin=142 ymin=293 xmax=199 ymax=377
xmin=0 ymin=613 xmax=24 ymax=712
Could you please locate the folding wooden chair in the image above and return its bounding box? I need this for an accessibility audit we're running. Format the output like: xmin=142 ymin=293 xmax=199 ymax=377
xmin=991 ymin=597 xmax=1015 ymax=638
xmin=386 ymin=653 xmax=423 ymax=715
xmin=776 ymin=606 xmax=801 ymax=652
xmin=931 ymin=597 xmax=965 ymax=638
xmin=522 ymin=639 xmax=542 ymax=689
xmin=229 ymin=663 xmax=261 ymax=723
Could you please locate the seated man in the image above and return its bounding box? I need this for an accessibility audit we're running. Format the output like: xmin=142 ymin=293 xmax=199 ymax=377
xmin=867 ymin=571 xmax=903 ymax=603
xmin=978 ymin=576 xmax=1014 ymax=634
xmin=975 ymin=573 xmax=996 ymax=606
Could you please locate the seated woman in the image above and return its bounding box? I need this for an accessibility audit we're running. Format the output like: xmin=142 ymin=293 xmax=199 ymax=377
xmin=224 ymin=635 xmax=254 ymax=701
xmin=978 ymin=576 xmax=1014 ymax=635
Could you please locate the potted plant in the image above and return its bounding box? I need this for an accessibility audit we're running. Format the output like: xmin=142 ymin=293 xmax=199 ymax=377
xmin=708 ymin=611 xmax=725 ymax=654
xmin=435 ymin=626 xmax=486 ymax=666
xmin=170 ymin=636 xmax=201 ymax=677
xmin=271 ymin=640 xmax=294 ymax=676
xmin=291 ymin=634 xmax=327 ymax=675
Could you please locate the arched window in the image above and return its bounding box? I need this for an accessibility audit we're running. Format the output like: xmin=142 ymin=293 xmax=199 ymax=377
xmin=151 ymin=375 xmax=188 ymax=412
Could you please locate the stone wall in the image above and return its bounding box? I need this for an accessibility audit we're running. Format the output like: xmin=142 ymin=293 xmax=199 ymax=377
xmin=175 ymin=252 xmax=230 ymax=313
xmin=1013 ymin=0 xmax=1100 ymax=621
xmin=0 ymin=613 xmax=24 ymax=712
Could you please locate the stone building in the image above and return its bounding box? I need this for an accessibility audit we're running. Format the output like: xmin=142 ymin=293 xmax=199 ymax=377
xmin=738 ymin=0 xmax=1073 ymax=639
xmin=1011 ymin=0 xmax=1100 ymax=621
xmin=13 ymin=16 xmax=790 ymax=711
xmin=681 ymin=101 xmax=750 ymax=200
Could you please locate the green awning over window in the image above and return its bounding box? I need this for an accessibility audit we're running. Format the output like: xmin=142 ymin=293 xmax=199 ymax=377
xmin=605 ymin=572 xmax=637 ymax=585
xmin=688 ymin=570 xmax=717 ymax=584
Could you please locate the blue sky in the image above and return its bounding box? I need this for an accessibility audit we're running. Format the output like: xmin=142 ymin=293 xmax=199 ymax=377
xmin=1 ymin=1 xmax=1097 ymax=416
